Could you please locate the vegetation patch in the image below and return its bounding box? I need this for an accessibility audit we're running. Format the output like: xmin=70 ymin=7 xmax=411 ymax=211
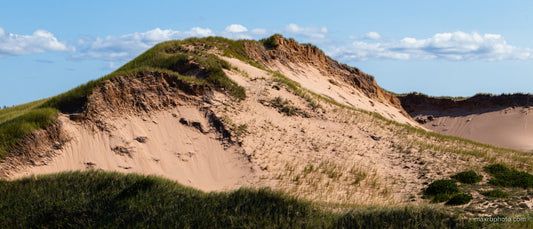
xmin=262 ymin=97 xmax=308 ymax=117
xmin=270 ymin=72 xmax=322 ymax=111
xmin=0 ymin=171 xmax=483 ymax=228
xmin=484 ymin=164 xmax=533 ymax=188
xmin=445 ymin=193 xmax=473 ymax=206
xmin=259 ymin=34 xmax=280 ymax=50
xmin=0 ymin=107 xmax=58 ymax=158
xmin=451 ymin=170 xmax=483 ymax=184
xmin=334 ymin=206 xmax=477 ymax=228
xmin=424 ymin=180 xmax=459 ymax=196
xmin=480 ymin=189 xmax=508 ymax=198
xmin=423 ymin=179 xmax=459 ymax=203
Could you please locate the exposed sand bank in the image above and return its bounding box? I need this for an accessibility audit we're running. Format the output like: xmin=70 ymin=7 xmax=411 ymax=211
xmin=9 ymin=108 xmax=254 ymax=192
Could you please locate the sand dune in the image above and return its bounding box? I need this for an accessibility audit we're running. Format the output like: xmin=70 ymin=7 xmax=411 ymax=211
xmin=413 ymin=107 xmax=533 ymax=151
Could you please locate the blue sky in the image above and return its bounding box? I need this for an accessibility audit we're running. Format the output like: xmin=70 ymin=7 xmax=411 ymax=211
xmin=2 ymin=0 xmax=533 ymax=106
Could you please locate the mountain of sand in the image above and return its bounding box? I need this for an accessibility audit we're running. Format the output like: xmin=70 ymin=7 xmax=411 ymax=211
xmin=1 ymin=35 xmax=532 ymax=215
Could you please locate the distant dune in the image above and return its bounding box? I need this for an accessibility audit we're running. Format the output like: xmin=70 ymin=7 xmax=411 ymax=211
xmin=400 ymin=93 xmax=533 ymax=151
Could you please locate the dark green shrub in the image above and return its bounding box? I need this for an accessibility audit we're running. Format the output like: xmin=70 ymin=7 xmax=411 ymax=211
xmin=260 ymin=34 xmax=280 ymax=50
xmin=480 ymin=189 xmax=508 ymax=198
xmin=431 ymin=194 xmax=451 ymax=203
xmin=424 ymin=180 xmax=459 ymax=196
xmin=445 ymin=193 xmax=472 ymax=206
xmin=451 ymin=170 xmax=483 ymax=184
xmin=484 ymin=164 xmax=533 ymax=188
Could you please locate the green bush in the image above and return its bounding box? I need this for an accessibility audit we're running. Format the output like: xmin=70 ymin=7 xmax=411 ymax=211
xmin=424 ymin=180 xmax=459 ymax=196
xmin=259 ymin=34 xmax=280 ymax=50
xmin=480 ymin=189 xmax=508 ymax=198
xmin=445 ymin=193 xmax=473 ymax=206
xmin=451 ymin=170 xmax=483 ymax=184
xmin=431 ymin=193 xmax=451 ymax=203
xmin=484 ymin=164 xmax=533 ymax=188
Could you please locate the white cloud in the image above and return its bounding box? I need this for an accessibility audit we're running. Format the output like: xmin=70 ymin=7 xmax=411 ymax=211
xmin=73 ymin=24 xmax=333 ymax=62
xmin=330 ymin=31 xmax=533 ymax=61
xmin=251 ymin=28 xmax=267 ymax=35
xmin=224 ymin=24 xmax=248 ymax=33
xmin=284 ymin=23 xmax=328 ymax=39
xmin=220 ymin=24 xmax=254 ymax=39
xmin=0 ymin=27 xmax=74 ymax=57
xmin=73 ymin=27 xmax=214 ymax=61
xmin=364 ymin=32 xmax=381 ymax=40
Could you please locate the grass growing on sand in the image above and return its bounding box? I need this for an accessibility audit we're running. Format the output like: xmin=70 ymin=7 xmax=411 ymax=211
xmin=0 ymin=103 xmax=58 ymax=158
xmin=484 ymin=164 xmax=533 ymax=188
xmin=0 ymin=37 xmax=249 ymax=159
xmin=0 ymin=170 xmax=484 ymax=228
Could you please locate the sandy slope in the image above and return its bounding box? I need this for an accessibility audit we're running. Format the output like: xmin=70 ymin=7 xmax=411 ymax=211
xmin=414 ymin=107 xmax=533 ymax=151
xmin=10 ymin=108 xmax=253 ymax=192
xmin=4 ymin=55 xmax=518 ymax=208
xmin=216 ymin=57 xmax=481 ymax=205
xmin=269 ymin=61 xmax=419 ymax=126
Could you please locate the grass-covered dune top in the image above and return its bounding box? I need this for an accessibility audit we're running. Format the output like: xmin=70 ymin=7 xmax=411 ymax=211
xmin=0 ymin=37 xmax=251 ymax=160
xmin=0 ymin=170 xmax=480 ymax=228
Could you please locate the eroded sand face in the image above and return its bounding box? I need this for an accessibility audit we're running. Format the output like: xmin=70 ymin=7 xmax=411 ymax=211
xmin=10 ymin=108 xmax=254 ymax=192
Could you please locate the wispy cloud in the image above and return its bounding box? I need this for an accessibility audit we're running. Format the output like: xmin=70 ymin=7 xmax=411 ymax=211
xmin=363 ymin=32 xmax=381 ymax=40
xmin=0 ymin=27 xmax=74 ymax=57
xmin=284 ymin=23 xmax=328 ymax=41
xmin=330 ymin=31 xmax=533 ymax=61
xmin=0 ymin=23 xmax=329 ymax=63
xmin=72 ymin=27 xmax=215 ymax=61
xmin=74 ymin=23 xmax=330 ymax=62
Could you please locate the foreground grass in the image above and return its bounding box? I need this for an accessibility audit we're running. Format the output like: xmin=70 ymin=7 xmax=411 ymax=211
xmin=0 ymin=170 xmax=483 ymax=228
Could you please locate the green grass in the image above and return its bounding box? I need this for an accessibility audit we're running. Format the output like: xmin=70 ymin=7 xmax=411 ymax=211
xmin=0 ymin=99 xmax=58 ymax=159
xmin=484 ymin=164 xmax=533 ymax=188
xmin=0 ymin=107 xmax=58 ymax=158
xmin=424 ymin=180 xmax=460 ymax=203
xmin=0 ymin=170 xmax=481 ymax=228
xmin=259 ymin=34 xmax=280 ymax=50
xmin=335 ymin=206 xmax=478 ymax=228
xmin=451 ymin=171 xmax=483 ymax=184
xmin=480 ymin=189 xmax=509 ymax=198
xmin=445 ymin=194 xmax=473 ymax=206
xmin=424 ymin=180 xmax=459 ymax=196
xmin=0 ymin=37 xmax=250 ymax=159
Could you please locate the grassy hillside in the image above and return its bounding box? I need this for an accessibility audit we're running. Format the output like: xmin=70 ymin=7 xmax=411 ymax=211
xmin=0 ymin=37 xmax=249 ymax=159
xmin=0 ymin=170 xmax=481 ymax=228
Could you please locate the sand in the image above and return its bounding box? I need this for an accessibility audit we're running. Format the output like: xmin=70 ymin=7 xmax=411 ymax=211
xmin=4 ymin=56 xmax=499 ymax=206
xmin=9 ymin=108 xmax=253 ymax=192
xmin=269 ymin=61 xmax=419 ymax=126
xmin=415 ymin=107 xmax=533 ymax=151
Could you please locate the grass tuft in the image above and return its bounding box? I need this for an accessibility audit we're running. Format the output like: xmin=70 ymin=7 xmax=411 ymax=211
xmin=445 ymin=193 xmax=473 ymax=206
xmin=480 ymin=189 xmax=508 ymax=199
xmin=451 ymin=170 xmax=483 ymax=184
xmin=424 ymin=179 xmax=459 ymax=196
xmin=484 ymin=164 xmax=533 ymax=188
xmin=0 ymin=107 xmax=58 ymax=157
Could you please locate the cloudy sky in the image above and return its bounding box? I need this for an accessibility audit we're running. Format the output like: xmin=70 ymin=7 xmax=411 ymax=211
xmin=2 ymin=0 xmax=533 ymax=106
